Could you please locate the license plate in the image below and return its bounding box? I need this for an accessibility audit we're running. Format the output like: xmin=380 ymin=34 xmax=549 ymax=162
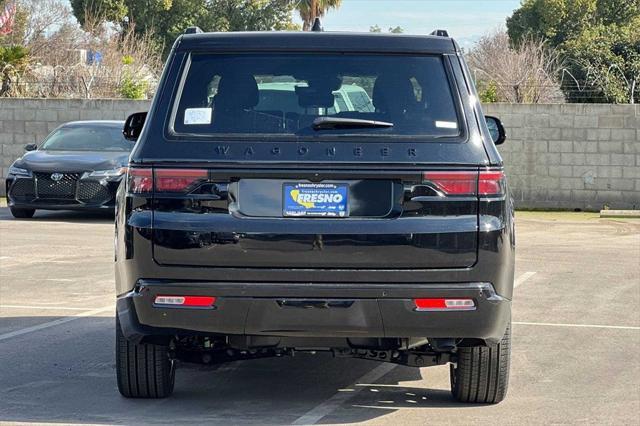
xmin=283 ymin=183 xmax=348 ymax=217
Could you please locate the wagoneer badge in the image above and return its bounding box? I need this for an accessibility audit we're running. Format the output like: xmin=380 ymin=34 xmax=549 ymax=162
xmin=51 ymin=173 xmax=63 ymax=181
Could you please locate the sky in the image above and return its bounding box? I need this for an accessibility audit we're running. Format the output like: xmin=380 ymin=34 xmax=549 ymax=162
xmin=298 ymin=0 xmax=523 ymax=48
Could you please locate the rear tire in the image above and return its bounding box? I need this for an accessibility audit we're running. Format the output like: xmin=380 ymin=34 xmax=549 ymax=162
xmin=116 ymin=316 xmax=175 ymax=398
xmin=450 ymin=321 xmax=511 ymax=404
xmin=10 ymin=206 xmax=35 ymax=218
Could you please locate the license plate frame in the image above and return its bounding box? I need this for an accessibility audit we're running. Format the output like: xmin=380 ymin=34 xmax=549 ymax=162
xmin=283 ymin=182 xmax=349 ymax=218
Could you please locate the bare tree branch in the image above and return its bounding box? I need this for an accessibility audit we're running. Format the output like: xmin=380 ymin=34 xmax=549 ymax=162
xmin=467 ymin=31 xmax=565 ymax=103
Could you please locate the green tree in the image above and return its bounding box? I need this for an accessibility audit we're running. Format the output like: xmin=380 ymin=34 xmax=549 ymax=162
xmin=0 ymin=45 xmax=30 ymax=96
xmin=388 ymin=26 xmax=403 ymax=34
xmin=507 ymin=0 xmax=640 ymax=44
xmin=70 ymin=0 xmax=129 ymax=26
xmin=596 ymin=0 xmax=640 ymax=25
xmin=370 ymin=25 xmax=404 ymax=34
xmin=478 ymin=81 xmax=499 ymax=103
xmin=506 ymin=0 xmax=640 ymax=103
xmin=0 ymin=0 xmax=32 ymax=46
xmin=119 ymin=56 xmax=149 ymax=99
xmin=506 ymin=0 xmax=597 ymax=46
xmin=70 ymin=0 xmax=299 ymax=56
xmin=296 ymin=0 xmax=342 ymax=31
xmin=563 ymin=16 xmax=640 ymax=103
xmin=204 ymin=0 xmax=299 ymax=32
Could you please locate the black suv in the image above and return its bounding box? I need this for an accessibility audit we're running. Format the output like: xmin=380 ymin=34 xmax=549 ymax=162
xmin=115 ymin=28 xmax=514 ymax=404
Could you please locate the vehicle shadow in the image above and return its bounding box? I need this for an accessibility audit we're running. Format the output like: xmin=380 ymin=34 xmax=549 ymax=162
xmin=0 ymin=316 xmax=480 ymax=425
xmin=0 ymin=206 xmax=114 ymax=224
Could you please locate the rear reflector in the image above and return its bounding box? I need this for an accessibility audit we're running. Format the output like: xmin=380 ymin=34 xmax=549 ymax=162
xmin=413 ymin=298 xmax=475 ymax=311
xmin=155 ymin=169 xmax=208 ymax=192
xmin=154 ymin=295 xmax=216 ymax=307
xmin=423 ymin=170 xmax=505 ymax=196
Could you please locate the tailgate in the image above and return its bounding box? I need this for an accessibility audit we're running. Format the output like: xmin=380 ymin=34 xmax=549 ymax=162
xmin=150 ymin=167 xmax=481 ymax=269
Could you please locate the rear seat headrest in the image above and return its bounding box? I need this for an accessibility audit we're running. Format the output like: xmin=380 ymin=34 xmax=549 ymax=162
xmin=372 ymin=74 xmax=418 ymax=113
xmin=215 ymin=73 xmax=259 ymax=110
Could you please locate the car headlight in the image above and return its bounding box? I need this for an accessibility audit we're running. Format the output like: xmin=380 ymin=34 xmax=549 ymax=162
xmin=8 ymin=165 xmax=31 ymax=177
xmin=84 ymin=167 xmax=127 ymax=179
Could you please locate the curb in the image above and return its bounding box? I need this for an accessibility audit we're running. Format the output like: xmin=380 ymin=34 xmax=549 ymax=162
xmin=600 ymin=210 xmax=640 ymax=218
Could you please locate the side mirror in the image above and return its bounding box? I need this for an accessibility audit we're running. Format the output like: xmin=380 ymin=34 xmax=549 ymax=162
xmin=123 ymin=112 xmax=148 ymax=141
xmin=485 ymin=116 xmax=506 ymax=145
xmin=24 ymin=143 xmax=37 ymax=151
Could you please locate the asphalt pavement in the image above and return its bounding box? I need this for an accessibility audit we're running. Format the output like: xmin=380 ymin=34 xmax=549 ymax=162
xmin=0 ymin=208 xmax=639 ymax=425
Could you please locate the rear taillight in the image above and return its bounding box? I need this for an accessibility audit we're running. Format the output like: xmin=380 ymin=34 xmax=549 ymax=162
xmin=126 ymin=168 xmax=208 ymax=194
xmin=155 ymin=169 xmax=208 ymax=192
xmin=422 ymin=171 xmax=477 ymax=195
xmin=413 ymin=298 xmax=475 ymax=311
xmin=478 ymin=171 xmax=505 ymax=195
xmin=127 ymin=168 xmax=153 ymax=194
xmin=422 ymin=170 xmax=505 ymax=196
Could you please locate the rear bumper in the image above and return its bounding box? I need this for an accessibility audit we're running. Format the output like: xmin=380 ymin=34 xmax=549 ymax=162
xmin=117 ymin=280 xmax=511 ymax=345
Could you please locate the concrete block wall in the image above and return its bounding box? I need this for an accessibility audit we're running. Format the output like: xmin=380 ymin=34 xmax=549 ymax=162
xmin=485 ymin=103 xmax=639 ymax=210
xmin=0 ymin=99 xmax=638 ymax=209
xmin=0 ymin=98 xmax=151 ymax=195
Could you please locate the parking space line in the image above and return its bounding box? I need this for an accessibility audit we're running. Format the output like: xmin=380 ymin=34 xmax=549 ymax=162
xmin=0 ymin=276 xmax=94 ymax=283
xmin=514 ymin=321 xmax=640 ymax=330
xmin=514 ymin=271 xmax=537 ymax=288
xmin=291 ymin=363 xmax=397 ymax=425
xmin=0 ymin=422 xmax=105 ymax=426
xmin=1 ymin=305 xmax=104 ymax=311
xmin=0 ymin=306 xmax=114 ymax=342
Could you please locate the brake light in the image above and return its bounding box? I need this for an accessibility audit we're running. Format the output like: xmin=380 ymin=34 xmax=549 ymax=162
xmin=413 ymin=298 xmax=475 ymax=311
xmin=422 ymin=171 xmax=477 ymax=195
xmin=422 ymin=170 xmax=505 ymax=196
xmin=154 ymin=295 xmax=216 ymax=307
xmin=478 ymin=171 xmax=505 ymax=195
xmin=127 ymin=168 xmax=153 ymax=194
xmin=155 ymin=169 xmax=208 ymax=192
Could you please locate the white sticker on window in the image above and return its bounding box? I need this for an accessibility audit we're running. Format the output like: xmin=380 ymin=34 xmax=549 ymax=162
xmin=184 ymin=108 xmax=212 ymax=125
xmin=435 ymin=121 xmax=458 ymax=129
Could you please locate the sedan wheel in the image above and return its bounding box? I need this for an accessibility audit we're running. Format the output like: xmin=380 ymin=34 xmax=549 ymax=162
xmin=9 ymin=206 xmax=36 ymax=219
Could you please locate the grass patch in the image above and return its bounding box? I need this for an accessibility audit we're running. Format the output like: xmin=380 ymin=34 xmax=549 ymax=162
xmin=515 ymin=210 xmax=601 ymax=221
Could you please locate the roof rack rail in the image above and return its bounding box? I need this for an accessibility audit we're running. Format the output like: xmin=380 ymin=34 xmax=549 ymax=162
xmin=311 ymin=17 xmax=324 ymax=32
xmin=184 ymin=26 xmax=203 ymax=35
xmin=430 ymin=29 xmax=449 ymax=37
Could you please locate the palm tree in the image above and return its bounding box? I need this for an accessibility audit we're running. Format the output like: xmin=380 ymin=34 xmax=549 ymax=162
xmin=297 ymin=0 xmax=342 ymax=31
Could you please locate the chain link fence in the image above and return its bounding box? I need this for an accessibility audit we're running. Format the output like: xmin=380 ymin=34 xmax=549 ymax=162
xmin=0 ymin=64 xmax=158 ymax=99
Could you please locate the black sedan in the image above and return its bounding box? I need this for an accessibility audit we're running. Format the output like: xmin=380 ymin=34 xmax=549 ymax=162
xmin=5 ymin=121 xmax=133 ymax=218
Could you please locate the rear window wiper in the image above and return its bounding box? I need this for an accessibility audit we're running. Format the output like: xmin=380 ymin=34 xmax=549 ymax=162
xmin=312 ymin=117 xmax=394 ymax=131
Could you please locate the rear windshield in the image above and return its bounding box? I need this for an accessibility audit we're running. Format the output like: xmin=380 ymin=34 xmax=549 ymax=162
xmin=171 ymin=53 xmax=461 ymax=140
xmin=41 ymin=125 xmax=131 ymax=151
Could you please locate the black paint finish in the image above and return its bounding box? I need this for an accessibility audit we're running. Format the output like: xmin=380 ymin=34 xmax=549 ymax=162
xmin=115 ymin=31 xmax=515 ymax=348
